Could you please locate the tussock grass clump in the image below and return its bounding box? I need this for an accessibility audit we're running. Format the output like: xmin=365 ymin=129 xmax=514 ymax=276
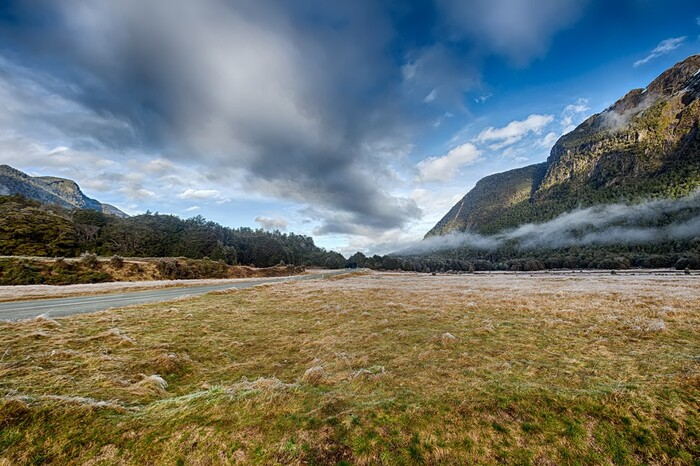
xmin=227 ymin=377 xmax=296 ymax=394
xmin=300 ymin=365 xmax=326 ymax=385
xmin=441 ymin=332 xmax=457 ymax=347
xmin=128 ymin=375 xmax=169 ymax=397
xmin=0 ymin=273 xmax=698 ymax=464
xmin=151 ymin=352 xmax=191 ymax=375
xmin=352 ymin=365 xmax=385 ymax=379
xmin=30 ymin=313 xmax=61 ymax=328
xmin=91 ymin=327 xmax=136 ymax=346
xmin=645 ymin=318 xmax=667 ymax=332
xmin=48 ymin=348 xmax=80 ymax=360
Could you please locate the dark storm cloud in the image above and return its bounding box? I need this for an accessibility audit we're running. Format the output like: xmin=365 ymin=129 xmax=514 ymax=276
xmin=0 ymin=0 xmax=424 ymax=232
xmin=0 ymin=0 xmax=593 ymax=236
xmin=0 ymin=0 xmax=434 ymax=232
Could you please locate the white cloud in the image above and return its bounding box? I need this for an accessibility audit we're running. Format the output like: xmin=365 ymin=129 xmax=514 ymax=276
xmin=432 ymin=111 xmax=454 ymax=128
xmin=120 ymin=186 xmax=156 ymax=201
xmin=476 ymin=114 xmax=554 ymax=149
xmin=561 ymin=97 xmax=590 ymax=133
xmin=184 ymin=205 xmax=200 ymax=212
xmin=634 ymin=37 xmax=687 ymax=67
xmin=401 ymin=61 xmax=417 ymax=80
xmin=177 ymin=188 xmax=224 ymax=201
xmin=410 ymin=188 xmax=463 ymax=221
xmin=539 ymin=131 xmax=559 ymax=148
xmin=254 ymin=216 xmax=288 ymax=231
xmin=563 ymin=98 xmax=590 ymax=116
xmin=423 ymin=88 xmax=437 ymax=103
xmin=142 ymin=158 xmax=176 ymax=175
xmin=417 ymin=143 xmax=481 ymax=183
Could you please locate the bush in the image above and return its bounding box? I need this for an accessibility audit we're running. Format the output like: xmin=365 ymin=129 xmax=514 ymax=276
xmin=109 ymin=255 xmax=125 ymax=269
xmin=0 ymin=260 xmax=43 ymax=285
xmin=80 ymin=252 xmax=99 ymax=269
xmin=156 ymin=259 xmax=179 ymax=279
xmin=54 ymin=257 xmax=69 ymax=270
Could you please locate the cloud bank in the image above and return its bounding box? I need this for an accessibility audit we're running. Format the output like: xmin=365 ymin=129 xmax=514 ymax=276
xmin=398 ymin=193 xmax=700 ymax=255
xmin=255 ymin=216 xmax=288 ymax=231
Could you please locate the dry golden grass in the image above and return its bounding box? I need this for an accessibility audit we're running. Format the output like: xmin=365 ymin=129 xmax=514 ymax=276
xmin=0 ymin=272 xmax=698 ymax=464
xmin=0 ymin=254 xmax=307 ymax=289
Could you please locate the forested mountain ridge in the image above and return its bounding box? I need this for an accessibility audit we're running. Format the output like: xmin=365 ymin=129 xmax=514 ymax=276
xmin=426 ymin=163 xmax=548 ymax=237
xmin=0 ymin=165 xmax=127 ymax=217
xmin=427 ymin=54 xmax=700 ymax=237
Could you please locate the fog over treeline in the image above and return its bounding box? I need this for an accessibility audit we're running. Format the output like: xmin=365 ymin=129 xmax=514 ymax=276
xmin=341 ymin=192 xmax=700 ymax=272
xmin=399 ymin=192 xmax=700 ymax=255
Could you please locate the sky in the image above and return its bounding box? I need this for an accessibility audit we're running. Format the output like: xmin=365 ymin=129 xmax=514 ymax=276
xmin=0 ymin=0 xmax=699 ymax=257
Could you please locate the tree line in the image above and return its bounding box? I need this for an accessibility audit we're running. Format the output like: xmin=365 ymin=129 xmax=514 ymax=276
xmin=2 ymin=194 xmax=699 ymax=273
xmin=348 ymin=239 xmax=700 ymax=273
xmin=0 ymin=195 xmax=346 ymax=268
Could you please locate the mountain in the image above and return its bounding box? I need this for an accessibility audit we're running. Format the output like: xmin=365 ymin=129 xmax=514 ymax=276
xmin=427 ymin=54 xmax=700 ymax=238
xmin=0 ymin=165 xmax=128 ymax=217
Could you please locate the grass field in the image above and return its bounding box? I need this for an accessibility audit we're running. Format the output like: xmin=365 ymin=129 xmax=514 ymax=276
xmin=0 ymin=272 xmax=698 ymax=464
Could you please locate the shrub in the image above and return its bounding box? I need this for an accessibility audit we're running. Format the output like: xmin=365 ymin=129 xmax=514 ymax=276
xmin=80 ymin=252 xmax=99 ymax=269
xmin=109 ymin=255 xmax=125 ymax=269
xmin=0 ymin=260 xmax=43 ymax=285
xmin=156 ymin=259 xmax=179 ymax=279
xmin=54 ymin=257 xmax=69 ymax=270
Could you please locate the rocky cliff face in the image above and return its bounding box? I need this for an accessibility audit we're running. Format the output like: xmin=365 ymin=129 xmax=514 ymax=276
xmin=536 ymin=54 xmax=700 ymax=198
xmin=36 ymin=177 xmax=104 ymax=211
xmin=427 ymin=54 xmax=700 ymax=238
xmin=0 ymin=165 xmax=128 ymax=217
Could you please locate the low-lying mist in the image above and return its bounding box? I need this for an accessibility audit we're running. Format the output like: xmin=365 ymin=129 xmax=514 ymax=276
xmin=399 ymin=191 xmax=700 ymax=256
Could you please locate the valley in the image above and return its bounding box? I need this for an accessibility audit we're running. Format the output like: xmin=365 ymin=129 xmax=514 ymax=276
xmin=1 ymin=6 xmax=699 ymax=463
xmin=0 ymin=271 xmax=697 ymax=464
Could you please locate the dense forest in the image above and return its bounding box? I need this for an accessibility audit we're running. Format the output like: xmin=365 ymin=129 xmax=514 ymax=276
xmin=350 ymin=238 xmax=700 ymax=273
xmin=0 ymin=195 xmax=346 ymax=268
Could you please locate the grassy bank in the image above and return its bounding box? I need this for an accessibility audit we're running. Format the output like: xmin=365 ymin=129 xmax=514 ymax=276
xmin=0 ymin=256 xmax=305 ymax=286
xmin=0 ymin=273 xmax=698 ymax=464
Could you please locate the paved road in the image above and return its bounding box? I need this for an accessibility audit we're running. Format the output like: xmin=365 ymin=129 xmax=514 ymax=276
xmin=0 ymin=270 xmax=353 ymax=321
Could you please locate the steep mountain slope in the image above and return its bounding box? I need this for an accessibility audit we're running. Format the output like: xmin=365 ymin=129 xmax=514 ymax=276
xmin=0 ymin=165 xmax=127 ymax=217
xmin=426 ymin=163 xmax=547 ymax=237
xmin=427 ymin=54 xmax=700 ymax=237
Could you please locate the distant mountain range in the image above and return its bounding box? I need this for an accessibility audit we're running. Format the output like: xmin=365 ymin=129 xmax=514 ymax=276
xmin=0 ymin=165 xmax=127 ymax=217
xmin=427 ymin=54 xmax=700 ymax=238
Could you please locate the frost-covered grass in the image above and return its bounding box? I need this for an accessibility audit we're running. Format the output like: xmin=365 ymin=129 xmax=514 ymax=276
xmin=0 ymin=272 xmax=698 ymax=464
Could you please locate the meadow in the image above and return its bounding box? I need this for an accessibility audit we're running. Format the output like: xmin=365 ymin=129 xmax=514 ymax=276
xmin=0 ymin=272 xmax=698 ymax=464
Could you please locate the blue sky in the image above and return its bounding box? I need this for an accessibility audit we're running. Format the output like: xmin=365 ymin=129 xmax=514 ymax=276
xmin=0 ymin=0 xmax=698 ymax=256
